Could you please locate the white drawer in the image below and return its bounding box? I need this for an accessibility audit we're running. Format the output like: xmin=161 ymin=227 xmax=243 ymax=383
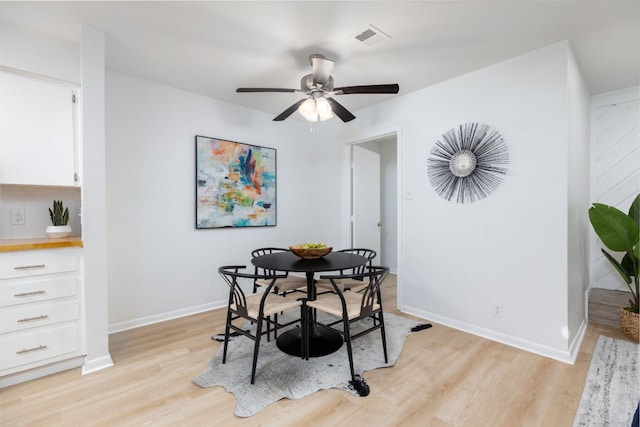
xmin=0 ymin=300 xmax=78 ymax=334
xmin=0 ymin=249 xmax=78 ymax=279
xmin=0 ymin=274 xmax=77 ymax=308
xmin=0 ymin=324 xmax=79 ymax=371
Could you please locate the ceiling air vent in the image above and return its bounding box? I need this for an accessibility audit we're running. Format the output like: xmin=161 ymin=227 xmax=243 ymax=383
xmin=352 ymin=25 xmax=391 ymax=47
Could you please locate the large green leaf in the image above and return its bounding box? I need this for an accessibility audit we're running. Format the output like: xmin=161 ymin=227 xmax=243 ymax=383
xmin=630 ymin=194 xmax=640 ymax=264
xmin=602 ymin=249 xmax=632 ymax=285
xmin=621 ymin=253 xmax=638 ymax=277
xmin=629 ymin=194 xmax=640 ymax=225
xmin=589 ymin=203 xmax=639 ymax=252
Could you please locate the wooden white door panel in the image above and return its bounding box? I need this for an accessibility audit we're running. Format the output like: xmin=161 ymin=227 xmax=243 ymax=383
xmin=0 ymin=71 xmax=76 ymax=186
xmin=352 ymin=145 xmax=381 ymax=259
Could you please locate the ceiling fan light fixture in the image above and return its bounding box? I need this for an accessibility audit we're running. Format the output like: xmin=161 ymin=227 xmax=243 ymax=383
xmin=298 ymin=98 xmax=318 ymax=121
xmin=316 ymin=97 xmax=334 ymax=121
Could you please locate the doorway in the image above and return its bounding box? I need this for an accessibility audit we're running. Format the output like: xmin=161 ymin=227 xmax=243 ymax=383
xmin=346 ymin=132 xmax=398 ymax=273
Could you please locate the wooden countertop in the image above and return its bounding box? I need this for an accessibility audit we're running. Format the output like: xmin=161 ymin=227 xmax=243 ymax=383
xmin=0 ymin=236 xmax=83 ymax=252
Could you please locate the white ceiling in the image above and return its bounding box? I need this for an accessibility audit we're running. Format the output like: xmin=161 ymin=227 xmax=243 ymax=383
xmin=1 ymin=1 xmax=639 ymax=120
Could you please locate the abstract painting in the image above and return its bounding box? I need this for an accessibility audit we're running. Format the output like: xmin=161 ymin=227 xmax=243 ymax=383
xmin=196 ymin=135 xmax=276 ymax=228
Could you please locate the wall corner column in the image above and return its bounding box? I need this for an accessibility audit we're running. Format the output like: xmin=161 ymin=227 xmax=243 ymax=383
xmin=80 ymin=24 xmax=113 ymax=374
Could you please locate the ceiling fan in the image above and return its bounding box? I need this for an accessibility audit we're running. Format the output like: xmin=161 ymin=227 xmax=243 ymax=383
xmin=236 ymin=54 xmax=399 ymax=123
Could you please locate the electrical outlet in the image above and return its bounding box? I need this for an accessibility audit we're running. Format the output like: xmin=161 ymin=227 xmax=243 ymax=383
xmin=493 ymin=303 xmax=503 ymax=318
xmin=10 ymin=209 xmax=26 ymax=225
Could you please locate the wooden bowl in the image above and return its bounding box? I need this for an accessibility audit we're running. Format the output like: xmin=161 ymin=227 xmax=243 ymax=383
xmin=289 ymin=245 xmax=332 ymax=259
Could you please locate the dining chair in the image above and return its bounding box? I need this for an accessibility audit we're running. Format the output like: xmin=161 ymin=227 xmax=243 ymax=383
xmin=316 ymin=248 xmax=377 ymax=293
xmin=251 ymin=247 xmax=307 ymax=295
xmin=218 ymin=265 xmax=308 ymax=384
xmin=307 ymin=266 xmax=390 ymax=395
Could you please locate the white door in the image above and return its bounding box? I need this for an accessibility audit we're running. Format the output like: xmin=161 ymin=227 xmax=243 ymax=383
xmin=352 ymin=145 xmax=381 ymax=260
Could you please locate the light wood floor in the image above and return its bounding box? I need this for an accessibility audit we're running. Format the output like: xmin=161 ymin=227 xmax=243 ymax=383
xmin=0 ymin=276 xmax=628 ymax=426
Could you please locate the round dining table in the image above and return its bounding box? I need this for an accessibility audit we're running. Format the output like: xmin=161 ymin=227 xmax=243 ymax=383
xmin=251 ymin=250 xmax=368 ymax=357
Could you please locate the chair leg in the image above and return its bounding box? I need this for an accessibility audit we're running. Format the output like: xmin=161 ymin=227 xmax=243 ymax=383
xmin=345 ymin=315 xmax=371 ymax=397
xmin=301 ymin=302 xmax=309 ymax=360
xmin=251 ymin=318 xmax=264 ymax=384
xmin=266 ymin=315 xmax=272 ymax=342
xmin=274 ymin=313 xmax=278 ymax=340
xmin=343 ymin=316 xmax=356 ymax=383
xmin=222 ymin=311 xmax=233 ymax=364
xmin=378 ymin=312 xmax=388 ymax=363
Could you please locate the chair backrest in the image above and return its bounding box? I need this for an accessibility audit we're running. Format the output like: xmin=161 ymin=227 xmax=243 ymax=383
xmin=218 ymin=265 xmax=281 ymax=318
xmin=337 ymin=248 xmax=377 ymax=275
xmin=251 ymin=247 xmax=289 ymax=258
xmin=320 ymin=266 xmax=390 ymax=318
xmin=251 ymin=247 xmax=290 ymax=276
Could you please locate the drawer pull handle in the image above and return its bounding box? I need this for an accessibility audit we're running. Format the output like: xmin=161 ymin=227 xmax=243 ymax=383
xmin=17 ymin=315 xmax=49 ymax=323
xmin=14 ymin=264 xmax=46 ymax=270
xmin=16 ymin=345 xmax=48 ymax=355
xmin=14 ymin=290 xmax=46 ymax=297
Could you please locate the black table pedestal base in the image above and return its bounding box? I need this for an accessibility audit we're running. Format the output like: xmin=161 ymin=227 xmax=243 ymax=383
xmin=277 ymin=325 xmax=343 ymax=358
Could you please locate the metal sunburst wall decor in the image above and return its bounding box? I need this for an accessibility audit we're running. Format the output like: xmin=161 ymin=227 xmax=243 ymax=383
xmin=427 ymin=122 xmax=509 ymax=204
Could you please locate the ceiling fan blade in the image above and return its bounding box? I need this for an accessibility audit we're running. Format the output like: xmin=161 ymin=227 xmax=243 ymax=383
xmin=334 ymin=84 xmax=399 ymax=95
xmin=326 ymin=97 xmax=356 ymax=122
xmin=311 ymin=56 xmax=335 ymax=85
xmin=273 ymin=99 xmax=306 ymax=121
xmin=236 ymin=88 xmax=297 ymax=93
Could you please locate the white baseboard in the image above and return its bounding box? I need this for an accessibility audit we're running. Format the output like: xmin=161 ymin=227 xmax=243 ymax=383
xmin=0 ymin=356 xmax=85 ymax=388
xmin=108 ymin=300 xmax=226 ymax=334
xmin=399 ymin=305 xmax=577 ymax=364
xmin=82 ymin=354 xmax=114 ymax=375
xmin=568 ymin=318 xmax=588 ymax=364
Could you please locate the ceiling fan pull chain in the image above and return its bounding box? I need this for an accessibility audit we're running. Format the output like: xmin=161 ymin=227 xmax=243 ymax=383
xmin=309 ymin=119 xmax=322 ymax=137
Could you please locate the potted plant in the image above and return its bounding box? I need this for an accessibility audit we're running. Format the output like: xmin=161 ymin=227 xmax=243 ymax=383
xmin=46 ymin=200 xmax=72 ymax=238
xmin=588 ymin=194 xmax=639 ymax=342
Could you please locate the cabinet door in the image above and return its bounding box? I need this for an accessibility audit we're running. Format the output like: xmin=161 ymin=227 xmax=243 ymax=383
xmin=0 ymin=71 xmax=77 ymax=186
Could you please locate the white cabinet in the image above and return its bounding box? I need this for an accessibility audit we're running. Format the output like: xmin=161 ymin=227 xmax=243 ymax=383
xmin=0 ymin=70 xmax=79 ymax=186
xmin=0 ymin=247 xmax=84 ymax=384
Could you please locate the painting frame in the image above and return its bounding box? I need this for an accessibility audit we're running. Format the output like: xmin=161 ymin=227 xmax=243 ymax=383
xmin=195 ymin=135 xmax=277 ymax=229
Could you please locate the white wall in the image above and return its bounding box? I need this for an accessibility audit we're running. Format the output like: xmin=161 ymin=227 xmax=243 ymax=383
xmin=566 ymin=47 xmax=591 ymax=347
xmin=590 ymin=86 xmax=640 ymax=292
xmin=80 ymin=25 xmax=113 ymax=374
xmin=335 ymin=41 xmax=583 ymax=362
xmin=0 ymin=20 xmax=79 ymax=83
xmin=105 ymin=72 xmax=343 ymax=331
